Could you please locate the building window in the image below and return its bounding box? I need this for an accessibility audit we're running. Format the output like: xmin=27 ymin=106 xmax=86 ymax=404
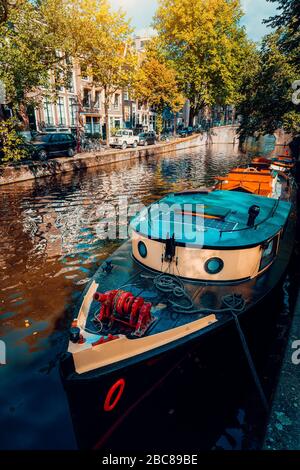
xmin=123 ymin=90 xmax=129 ymax=101
xmin=83 ymin=89 xmax=91 ymax=108
xmin=124 ymin=105 xmax=130 ymax=123
xmin=69 ymin=97 xmax=78 ymax=127
xmin=114 ymin=93 xmax=120 ymax=110
xmin=114 ymin=119 xmax=121 ymax=128
xmin=43 ymin=98 xmax=54 ymax=125
xmin=85 ymin=116 xmax=92 ymax=134
xmin=94 ymin=91 xmax=101 ymax=109
xmin=67 ymin=71 xmax=75 ymax=93
xmin=57 ymin=97 xmax=66 ymax=126
xmin=93 ymin=117 xmax=100 ymax=134
xmin=81 ymin=65 xmax=89 ymax=81
xmin=138 ymin=241 xmax=147 ymax=258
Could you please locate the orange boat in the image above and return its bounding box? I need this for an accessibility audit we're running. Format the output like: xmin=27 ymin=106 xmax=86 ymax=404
xmin=215 ymin=166 xmax=276 ymax=197
xmin=271 ymin=157 xmax=295 ymax=172
xmin=252 ymin=157 xmax=272 ymax=168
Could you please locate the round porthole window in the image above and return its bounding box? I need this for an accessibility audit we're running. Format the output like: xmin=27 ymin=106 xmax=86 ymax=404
xmin=138 ymin=241 xmax=147 ymax=258
xmin=204 ymin=257 xmax=224 ymax=275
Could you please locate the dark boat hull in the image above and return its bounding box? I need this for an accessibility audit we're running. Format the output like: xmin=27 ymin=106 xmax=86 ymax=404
xmin=60 ymin=203 xmax=296 ymax=449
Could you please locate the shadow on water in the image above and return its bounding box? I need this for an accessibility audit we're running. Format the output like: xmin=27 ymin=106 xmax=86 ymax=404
xmin=0 ymin=143 xmax=298 ymax=449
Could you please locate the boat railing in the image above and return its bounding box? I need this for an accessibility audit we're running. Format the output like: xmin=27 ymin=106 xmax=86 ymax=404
xmin=219 ymin=198 xmax=280 ymax=238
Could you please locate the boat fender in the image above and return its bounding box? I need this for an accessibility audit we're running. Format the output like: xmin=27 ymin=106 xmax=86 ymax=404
xmin=104 ymin=378 xmax=125 ymax=412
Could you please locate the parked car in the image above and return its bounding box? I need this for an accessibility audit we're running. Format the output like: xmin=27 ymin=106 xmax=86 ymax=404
xmin=28 ymin=133 xmax=77 ymax=160
xmin=138 ymin=131 xmax=156 ymax=146
xmin=178 ymin=126 xmax=194 ymax=137
xmin=109 ymin=130 xmax=138 ymax=149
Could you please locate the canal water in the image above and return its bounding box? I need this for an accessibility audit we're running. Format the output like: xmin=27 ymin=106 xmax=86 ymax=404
xmin=0 ymin=143 xmax=296 ymax=450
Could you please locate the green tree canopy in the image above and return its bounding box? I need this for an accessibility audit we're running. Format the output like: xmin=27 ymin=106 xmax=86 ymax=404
xmin=134 ymin=43 xmax=184 ymax=135
xmin=238 ymin=1 xmax=300 ymax=140
xmin=238 ymin=32 xmax=298 ymax=140
xmin=153 ymin=0 xmax=250 ymax=125
xmin=265 ymin=0 xmax=300 ymax=67
xmin=0 ymin=0 xmax=72 ymax=127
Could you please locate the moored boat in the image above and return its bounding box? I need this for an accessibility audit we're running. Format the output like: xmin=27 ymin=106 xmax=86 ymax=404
xmin=270 ymin=156 xmax=296 ymax=173
xmin=60 ymin=165 xmax=296 ymax=448
xmin=214 ymin=164 xmax=290 ymax=198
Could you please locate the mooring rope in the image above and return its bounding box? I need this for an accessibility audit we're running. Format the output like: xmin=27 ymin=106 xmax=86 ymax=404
xmin=142 ymin=271 xmax=269 ymax=413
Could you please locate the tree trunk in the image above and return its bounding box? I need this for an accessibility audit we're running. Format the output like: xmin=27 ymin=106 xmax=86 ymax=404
xmin=19 ymin=103 xmax=30 ymax=130
xmin=121 ymin=89 xmax=125 ymax=129
xmin=232 ymin=106 xmax=236 ymax=124
xmin=0 ymin=1 xmax=9 ymax=25
xmin=105 ymin=102 xmax=109 ymax=146
xmin=76 ymin=94 xmax=84 ymax=153
xmin=0 ymin=104 xmax=6 ymax=122
xmin=188 ymin=106 xmax=195 ymax=127
xmin=156 ymin=113 xmax=163 ymax=140
xmin=104 ymin=87 xmax=110 ymax=145
xmin=173 ymin=113 xmax=177 ymax=136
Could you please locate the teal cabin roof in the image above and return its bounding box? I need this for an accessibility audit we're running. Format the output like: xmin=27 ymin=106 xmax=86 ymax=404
xmin=130 ymin=190 xmax=291 ymax=249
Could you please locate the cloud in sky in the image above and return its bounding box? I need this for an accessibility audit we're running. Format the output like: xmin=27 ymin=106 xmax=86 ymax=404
xmin=110 ymin=0 xmax=279 ymax=41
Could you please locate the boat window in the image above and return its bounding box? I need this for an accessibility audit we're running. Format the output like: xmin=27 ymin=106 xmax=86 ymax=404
xmin=138 ymin=241 xmax=147 ymax=258
xmin=260 ymin=235 xmax=279 ymax=271
xmin=204 ymin=257 xmax=224 ymax=275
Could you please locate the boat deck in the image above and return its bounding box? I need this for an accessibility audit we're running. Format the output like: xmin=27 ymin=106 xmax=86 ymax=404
xmin=84 ymin=239 xmax=282 ymax=340
xmin=130 ymin=190 xmax=291 ymax=249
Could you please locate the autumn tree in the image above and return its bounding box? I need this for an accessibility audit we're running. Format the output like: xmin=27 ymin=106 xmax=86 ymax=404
xmin=153 ymin=0 xmax=249 ymax=126
xmin=134 ymin=45 xmax=184 ymax=137
xmin=0 ymin=0 xmax=75 ymax=161
xmin=86 ymin=23 xmax=137 ymax=143
xmin=48 ymin=0 xmax=137 ymax=143
xmin=0 ymin=0 xmax=136 ymax=158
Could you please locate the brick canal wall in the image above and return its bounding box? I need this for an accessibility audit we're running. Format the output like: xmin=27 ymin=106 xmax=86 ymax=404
xmin=0 ymin=126 xmax=238 ymax=186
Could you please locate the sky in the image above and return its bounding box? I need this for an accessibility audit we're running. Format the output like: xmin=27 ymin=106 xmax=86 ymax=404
xmin=110 ymin=0 xmax=280 ymax=42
